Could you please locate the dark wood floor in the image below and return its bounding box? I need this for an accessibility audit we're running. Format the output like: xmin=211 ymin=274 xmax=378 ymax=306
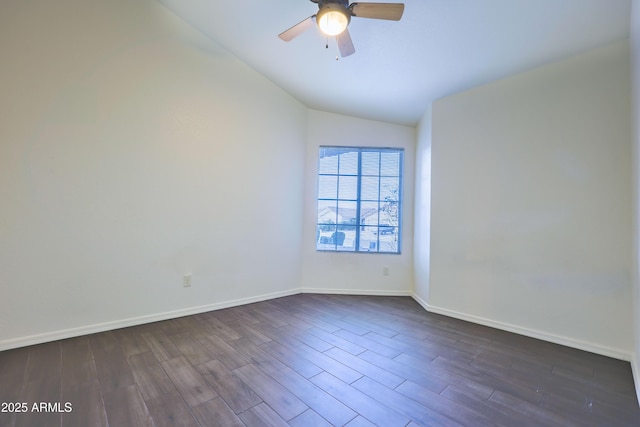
xmin=1 ymin=294 xmax=639 ymax=427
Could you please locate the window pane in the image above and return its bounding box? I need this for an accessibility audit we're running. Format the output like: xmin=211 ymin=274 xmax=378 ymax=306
xmin=378 ymin=227 xmax=399 ymax=253
xmin=359 ymin=201 xmax=379 ymax=226
xmin=380 ymin=177 xmax=399 ymax=200
xmin=339 ymin=151 xmax=358 ymax=175
xmin=338 ymin=176 xmax=358 ymax=200
xmin=336 ymin=226 xmax=356 ymax=251
xmin=360 ymin=176 xmax=379 ymax=201
xmin=317 ymin=200 xmax=337 ymax=224
xmin=380 ymin=151 xmax=400 ymax=176
xmin=361 ymin=151 xmax=380 ymax=175
xmin=319 ymin=148 xmax=340 ymax=174
xmin=380 ymin=201 xmax=399 ymax=229
xmin=337 ymin=200 xmax=357 ymax=226
xmin=318 ymin=175 xmax=338 ymax=199
xmin=359 ymin=226 xmax=379 ymax=252
xmin=317 ymin=224 xmax=337 ymax=250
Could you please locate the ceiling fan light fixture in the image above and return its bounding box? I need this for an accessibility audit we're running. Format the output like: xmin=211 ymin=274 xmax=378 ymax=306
xmin=278 ymin=0 xmax=405 ymax=58
xmin=316 ymin=4 xmax=350 ymax=36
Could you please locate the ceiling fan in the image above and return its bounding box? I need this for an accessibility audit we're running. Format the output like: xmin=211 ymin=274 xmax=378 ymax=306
xmin=278 ymin=0 xmax=405 ymax=58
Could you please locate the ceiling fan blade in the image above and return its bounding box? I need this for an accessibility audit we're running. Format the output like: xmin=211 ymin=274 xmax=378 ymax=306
xmin=336 ymin=28 xmax=355 ymax=57
xmin=278 ymin=15 xmax=316 ymax=41
xmin=349 ymin=2 xmax=404 ymax=20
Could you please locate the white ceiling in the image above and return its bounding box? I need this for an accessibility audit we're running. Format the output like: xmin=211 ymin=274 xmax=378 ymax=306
xmin=157 ymin=0 xmax=631 ymax=126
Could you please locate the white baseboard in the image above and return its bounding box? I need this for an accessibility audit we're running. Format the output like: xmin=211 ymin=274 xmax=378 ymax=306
xmin=0 ymin=287 xmax=410 ymax=351
xmin=0 ymin=287 xmax=633 ymax=367
xmin=411 ymin=292 xmax=430 ymax=312
xmin=413 ymin=294 xmax=631 ymax=362
xmin=632 ymin=355 xmax=640 ymax=406
xmin=301 ymin=287 xmax=412 ymax=297
xmin=0 ymin=288 xmax=300 ymax=352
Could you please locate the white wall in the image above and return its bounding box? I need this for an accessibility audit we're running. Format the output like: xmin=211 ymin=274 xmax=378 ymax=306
xmin=300 ymin=110 xmax=415 ymax=295
xmin=413 ymin=106 xmax=432 ymax=306
xmin=0 ymin=0 xmax=307 ymax=349
xmin=429 ymin=41 xmax=632 ymax=359
xmin=630 ymin=0 xmax=640 ymax=403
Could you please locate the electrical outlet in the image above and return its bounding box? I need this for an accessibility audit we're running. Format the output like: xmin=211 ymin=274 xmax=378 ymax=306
xmin=183 ymin=274 xmax=192 ymax=287
xmin=383 ymin=266 xmax=389 ymax=276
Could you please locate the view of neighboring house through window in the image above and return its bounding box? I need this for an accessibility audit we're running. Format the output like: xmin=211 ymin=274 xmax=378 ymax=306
xmin=316 ymin=146 xmax=403 ymax=253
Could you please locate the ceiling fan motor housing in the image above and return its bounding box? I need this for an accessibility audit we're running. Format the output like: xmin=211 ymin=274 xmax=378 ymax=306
xmin=316 ymin=0 xmax=350 ymax=7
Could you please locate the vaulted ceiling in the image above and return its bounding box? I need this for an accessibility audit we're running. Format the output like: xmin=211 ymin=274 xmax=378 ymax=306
xmin=158 ymin=0 xmax=631 ymax=125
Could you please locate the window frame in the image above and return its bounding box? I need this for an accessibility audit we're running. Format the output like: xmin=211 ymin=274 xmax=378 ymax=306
xmin=315 ymin=146 xmax=404 ymax=254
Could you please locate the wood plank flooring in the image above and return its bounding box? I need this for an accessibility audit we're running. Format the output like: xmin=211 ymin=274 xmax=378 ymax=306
xmin=1 ymin=294 xmax=639 ymax=426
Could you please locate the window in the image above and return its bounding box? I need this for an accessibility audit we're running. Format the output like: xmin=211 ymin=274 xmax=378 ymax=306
xmin=316 ymin=146 xmax=403 ymax=253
